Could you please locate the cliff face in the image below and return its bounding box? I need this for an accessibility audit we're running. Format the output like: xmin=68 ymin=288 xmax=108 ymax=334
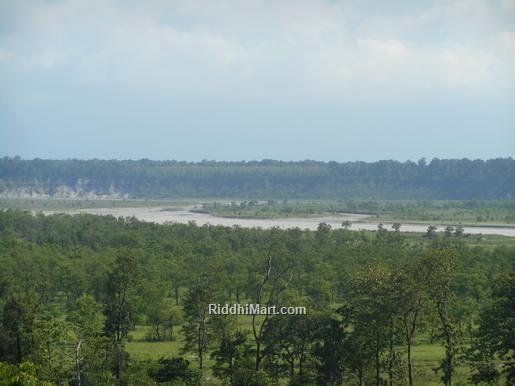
xmin=0 ymin=178 xmax=127 ymax=199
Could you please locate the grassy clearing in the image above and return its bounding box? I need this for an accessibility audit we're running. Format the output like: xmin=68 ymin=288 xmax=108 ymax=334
xmin=126 ymin=317 xmax=476 ymax=385
xmin=127 ymin=324 xmax=219 ymax=384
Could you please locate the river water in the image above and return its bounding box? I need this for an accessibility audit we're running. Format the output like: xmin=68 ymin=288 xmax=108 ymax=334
xmin=57 ymin=207 xmax=515 ymax=237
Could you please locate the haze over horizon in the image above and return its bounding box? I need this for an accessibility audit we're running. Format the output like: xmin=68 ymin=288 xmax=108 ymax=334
xmin=2 ymin=156 xmax=514 ymax=164
xmin=1 ymin=0 xmax=514 ymax=162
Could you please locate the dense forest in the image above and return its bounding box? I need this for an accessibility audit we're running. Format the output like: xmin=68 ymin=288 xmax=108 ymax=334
xmin=1 ymin=157 xmax=514 ymax=200
xmin=0 ymin=210 xmax=513 ymax=385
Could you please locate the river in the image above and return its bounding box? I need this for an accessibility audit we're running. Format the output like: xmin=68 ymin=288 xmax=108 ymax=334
xmin=53 ymin=206 xmax=515 ymax=237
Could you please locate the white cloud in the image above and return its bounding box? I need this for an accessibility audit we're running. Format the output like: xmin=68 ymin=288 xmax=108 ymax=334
xmin=0 ymin=48 xmax=14 ymax=63
xmin=358 ymin=39 xmax=411 ymax=61
xmin=438 ymin=48 xmax=495 ymax=86
xmin=492 ymin=30 xmax=515 ymax=51
xmin=1 ymin=0 xmax=514 ymax=96
xmin=501 ymin=0 xmax=515 ymax=13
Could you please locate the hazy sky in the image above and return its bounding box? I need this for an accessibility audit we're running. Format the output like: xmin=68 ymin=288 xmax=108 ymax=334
xmin=0 ymin=0 xmax=514 ymax=161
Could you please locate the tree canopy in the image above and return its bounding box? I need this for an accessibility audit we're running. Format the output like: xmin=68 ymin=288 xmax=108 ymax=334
xmin=1 ymin=157 xmax=514 ymax=199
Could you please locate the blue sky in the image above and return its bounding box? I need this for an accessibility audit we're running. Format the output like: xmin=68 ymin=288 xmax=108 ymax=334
xmin=0 ymin=0 xmax=514 ymax=161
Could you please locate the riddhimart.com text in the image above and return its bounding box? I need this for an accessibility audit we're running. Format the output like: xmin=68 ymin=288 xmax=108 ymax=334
xmin=208 ymin=303 xmax=307 ymax=316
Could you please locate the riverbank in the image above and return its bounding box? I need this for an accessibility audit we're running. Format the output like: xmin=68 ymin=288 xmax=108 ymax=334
xmin=39 ymin=206 xmax=515 ymax=237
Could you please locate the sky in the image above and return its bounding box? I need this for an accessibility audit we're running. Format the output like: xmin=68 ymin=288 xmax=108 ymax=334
xmin=0 ymin=0 xmax=514 ymax=162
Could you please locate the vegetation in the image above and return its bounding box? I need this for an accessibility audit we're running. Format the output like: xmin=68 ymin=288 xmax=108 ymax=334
xmin=0 ymin=209 xmax=513 ymax=385
xmin=0 ymin=197 xmax=193 ymax=211
xmin=198 ymin=199 xmax=515 ymax=225
xmin=1 ymin=157 xmax=514 ymax=199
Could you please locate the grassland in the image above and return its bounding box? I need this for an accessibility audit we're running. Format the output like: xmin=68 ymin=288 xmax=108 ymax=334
xmin=126 ymin=308 xmax=480 ymax=385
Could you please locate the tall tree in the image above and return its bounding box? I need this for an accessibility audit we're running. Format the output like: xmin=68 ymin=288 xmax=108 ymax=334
xmin=68 ymin=294 xmax=112 ymax=386
xmin=312 ymin=314 xmax=349 ymax=386
xmin=470 ymin=272 xmax=514 ymax=384
xmin=1 ymin=289 xmax=45 ymax=364
xmin=103 ymin=249 xmax=140 ymax=380
xmin=421 ymin=249 xmax=460 ymax=386
xmin=182 ymin=275 xmax=219 ymax=370
xmin=210 ymin=315 xmax=249 ymax=384
xmin=350 ymin=264 xmax=399 ymax=386
xmin=263 ymin=314 xmax=315 ymax=379
xmin=250 ymin=231 xmax=293 ymax=371
xmin=395 ymin=259 xmax=427 ymax=386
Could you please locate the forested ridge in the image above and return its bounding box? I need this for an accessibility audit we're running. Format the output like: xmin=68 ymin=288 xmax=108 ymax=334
xmin=0 ymin=210 xmax=513 ymax=385
xmin=1 ymin=157 xmax=514 ymax=199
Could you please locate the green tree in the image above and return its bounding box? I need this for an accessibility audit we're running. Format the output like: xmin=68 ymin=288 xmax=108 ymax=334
xmin=395 ymin=258 xmax=428 ymax=386
xmin=263 ymin=314 xmax=315 ymax=379
xmin=1 ymin=290 xmax=45 ymax=364
xmin=32 ymin=314 xmax=70 ymax=384
xmin=425 ymin=225 xmax=438 ymax=239
xmin=421 ymin=249 xmax=460 ymax=386
xmin=151 ymin=357 xmax=201 ymax=385
xmin=103 ymin=250 xmax=140 ymax=380
xmin=350 ymin=264 xmax=399 ymax=386
xmin=68 ymin=295 xmax=112 ymax=386
xmin=250 ymin=233 xmax=294 ymax=371
xmin=182 ymin=277 xmax=218 ymax=370
xmin=0 ymin=361 xmax=53 ymax=386
xmin=470 ymin=272 xmax=514 ymax=384
xmin=210 ymin=316 xmax=250 ymax=385
xmin=311 ymin=314 xmax=348 ymax=386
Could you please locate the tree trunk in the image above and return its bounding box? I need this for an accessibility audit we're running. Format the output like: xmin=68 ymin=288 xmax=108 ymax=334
xmin=445 ymin=335 xmax=453 ymax=386
xmin=198 ymin=323 xmax=203 ymax=369
xmin=75 ymin=340 xmax=82 ymax=386
xmin=114 ymin=343 xmax=122 ymax=379
xmin=404 ymin=300 xmax=421 ymax=386
xmin=407 ymin=338 xmax=413 ymax=386
xmin=389 ymin=319 xmax=393 ymax=386
xmin=376 ymin=335 xmax=381 ymax=386
xmin=255 ymin=339 xmax=261 ymax=370
xmin=16 ymin=332 xmax=22 ymax=363
xmin=175 ymin=285 xmax=180 ymax=306
xmin=437 ymin=304 xmax=454 ymax=386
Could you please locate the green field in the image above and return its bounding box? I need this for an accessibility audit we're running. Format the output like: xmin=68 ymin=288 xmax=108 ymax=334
xmin=126 ymin=313 xmax=478 ymax=385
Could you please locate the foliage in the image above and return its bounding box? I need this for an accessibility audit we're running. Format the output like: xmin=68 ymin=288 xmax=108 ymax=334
xmin=0 ymin=209 xmax=513 ymax=385
xmin=200 ymin=199 xmax=515 ymax=224
xmin=2 ymin=157 xmax=515 ymax=199
xmin=151 ymin=357 xmax=201 ymax=385
xmin=470 ymin=272 xmax=515 ymax=384
xmin=0 ymin=361 xmax=54 ymax=386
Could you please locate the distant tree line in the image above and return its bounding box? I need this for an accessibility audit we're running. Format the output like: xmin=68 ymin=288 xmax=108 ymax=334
xmin=0 ymin=157 xmax=514 ymax=199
